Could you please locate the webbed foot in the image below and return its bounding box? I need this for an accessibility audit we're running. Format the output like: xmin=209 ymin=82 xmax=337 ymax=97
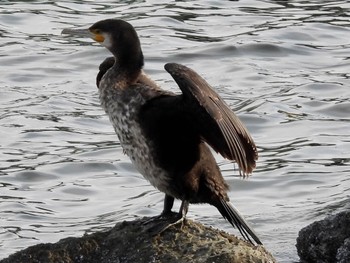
xmin=146 ymin=200 xmax=189 ymax=235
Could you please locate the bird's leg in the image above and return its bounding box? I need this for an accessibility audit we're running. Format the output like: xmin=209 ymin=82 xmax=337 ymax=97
xmin=146 ymin=200 xmax=190 ymax=235
xmin=157 ymin=200 xmax=189 ymax=232
xmin=160 ymin=194 xmax=176 ymax=217
xmin=177 ymin=200 xmax=189 ymax=223
xmin=143 ymin=194 xmax=176 ymax=226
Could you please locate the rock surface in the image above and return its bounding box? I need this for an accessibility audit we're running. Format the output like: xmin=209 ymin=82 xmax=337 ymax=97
xmin=1 ymin=217 xmax=275 ymax=263
xmin=296 ymin=211 xmax=350 ymax=263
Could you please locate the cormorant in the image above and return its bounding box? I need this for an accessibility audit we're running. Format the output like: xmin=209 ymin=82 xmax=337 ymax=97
xmin=63 ymin=19 xmax=261 ymax=245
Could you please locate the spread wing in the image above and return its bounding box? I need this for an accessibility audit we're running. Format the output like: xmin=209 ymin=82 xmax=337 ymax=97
xmin=164 ymin=63 xmax=257 ymax=176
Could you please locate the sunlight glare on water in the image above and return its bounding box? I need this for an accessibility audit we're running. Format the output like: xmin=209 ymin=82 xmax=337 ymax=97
xmin=1 ymin=1 xmax=350 ymax=262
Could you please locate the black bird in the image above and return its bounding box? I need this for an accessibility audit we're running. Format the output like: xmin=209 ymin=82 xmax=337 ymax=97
xmin=63 ymin=19 xmax=261 ymax=245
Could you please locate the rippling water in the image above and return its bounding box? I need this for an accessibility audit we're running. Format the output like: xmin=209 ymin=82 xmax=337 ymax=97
xmin=1 ymin=1 xmax=349 ymax=262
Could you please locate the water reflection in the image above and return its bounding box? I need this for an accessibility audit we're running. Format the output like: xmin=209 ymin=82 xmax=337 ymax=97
xmin=1 ymin=0 xmax=350 ymax=262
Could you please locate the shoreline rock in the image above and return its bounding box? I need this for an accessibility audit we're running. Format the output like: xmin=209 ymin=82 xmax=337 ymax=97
xmin=296 ymin=211 xmax=350 ymax=263
xmin=1 ymin=217 xmax=275 ymax=263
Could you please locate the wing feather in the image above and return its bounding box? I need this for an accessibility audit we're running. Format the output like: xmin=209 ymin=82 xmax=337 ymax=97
xmin=164 ymin=63 xmax=257 ymax=176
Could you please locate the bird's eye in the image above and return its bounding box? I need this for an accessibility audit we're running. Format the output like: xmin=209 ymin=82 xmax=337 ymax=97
xmin=92 ymin=29 xmax=101 ymax=34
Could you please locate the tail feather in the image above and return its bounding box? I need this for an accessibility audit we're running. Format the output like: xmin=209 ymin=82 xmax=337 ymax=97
xmin=219 ymin=199 xmax=262 ymax=245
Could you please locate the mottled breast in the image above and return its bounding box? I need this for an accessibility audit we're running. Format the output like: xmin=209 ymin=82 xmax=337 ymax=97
xmin=98 ymin=79 xmax=172 ymax=195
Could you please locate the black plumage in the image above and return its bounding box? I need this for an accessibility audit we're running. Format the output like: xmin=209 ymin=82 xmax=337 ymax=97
xmin=69 ymin=19 xmax=261 ymax=245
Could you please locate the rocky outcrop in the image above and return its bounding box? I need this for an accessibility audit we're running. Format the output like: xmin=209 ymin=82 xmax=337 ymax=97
xmin=296 ymin=211 xmax=350 ymax=263
xmin=1 ymin=217 xmax=275 ymax=263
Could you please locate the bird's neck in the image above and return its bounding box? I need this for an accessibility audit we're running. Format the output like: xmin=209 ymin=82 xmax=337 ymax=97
xmin=112 ymin=48 xmax=144 ymax=85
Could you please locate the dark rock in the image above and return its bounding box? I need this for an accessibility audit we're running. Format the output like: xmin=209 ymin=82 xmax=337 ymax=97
xmin=337 ymin=238 xmax=350 ymax=263
xmin=1 ymin=217 xmax=275 ymax=263
xmin=296 ymin=211 xmax=350 ymax=263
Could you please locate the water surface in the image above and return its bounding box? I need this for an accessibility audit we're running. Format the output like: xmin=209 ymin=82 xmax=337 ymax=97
xmin=1 ymin=1 xmax=350 ymax=262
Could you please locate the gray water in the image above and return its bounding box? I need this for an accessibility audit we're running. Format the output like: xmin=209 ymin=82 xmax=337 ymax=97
xmin=1 ymin=1 xmax=349 ymax=262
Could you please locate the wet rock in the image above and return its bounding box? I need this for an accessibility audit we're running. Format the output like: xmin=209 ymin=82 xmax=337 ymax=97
xmin=1 ymin=217 xmax=275 ymax=263
xmin=296 ymin=211 xmax=350 ymax=263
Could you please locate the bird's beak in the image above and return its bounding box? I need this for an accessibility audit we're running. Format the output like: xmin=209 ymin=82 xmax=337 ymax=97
xmin=61 ymin=28 xmax=104 ymax=43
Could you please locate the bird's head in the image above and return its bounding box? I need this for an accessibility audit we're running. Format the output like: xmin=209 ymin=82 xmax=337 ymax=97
xmin=62 ymin=19 xmax=144 ymax=69
xmin=88 ymin=19 xmax=140 ymax=54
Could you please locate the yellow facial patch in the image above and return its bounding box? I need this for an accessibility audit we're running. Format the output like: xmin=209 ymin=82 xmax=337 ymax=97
xmin=93 ymin=33 xmax=105 ymax=43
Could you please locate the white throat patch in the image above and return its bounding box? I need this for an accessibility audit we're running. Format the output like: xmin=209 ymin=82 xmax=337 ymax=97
xmin=102 ymin=33 xmax=113 ymax=49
